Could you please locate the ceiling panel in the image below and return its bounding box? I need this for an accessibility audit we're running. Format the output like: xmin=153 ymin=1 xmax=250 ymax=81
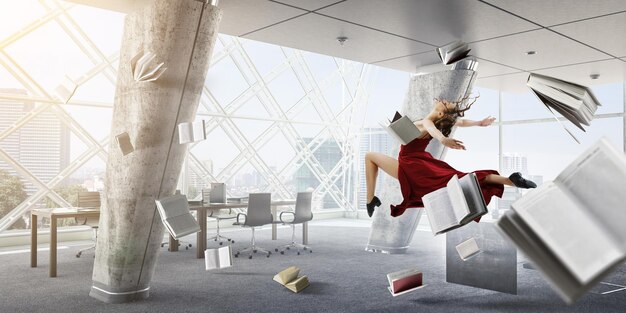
xmin=469 ymin=29 xmax=609 ymax=71
xmin=475 ymin=72 xmax=529 ymax=93
xmin=244 ymin=13 xmax=432 ymax=64
xmin=271 ymin=0 xmax=344 ymax=11
xmin=217 ymin=0 xmax=307 ymax=36
xmin=372 ymin=51 xmax=441 ymax=73
xmin=317 ymin=0 xmax=539 ymax=46
xmin=483 ymin=0 xmax=626 ymax=27
xmin=551 ymin=12 xmax=626 ymax=58
xmin=534 ymin=59 xmax=626 ymax=87
xmin=474 ymin=59 xmax=522 ymax=78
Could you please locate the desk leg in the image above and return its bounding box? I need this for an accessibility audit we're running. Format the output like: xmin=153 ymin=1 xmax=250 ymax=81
xmin=169 ymin=235 xmax=179 ymax=252
xmin=50 ymin=217 xmax=57 ymax=278
xmin=197 ymin=208 xmax=206 ymax=259
xmin=31 ymin=214 xmax=37 ymax=267
xmin=303 ymin=221 xmax=308 ymax=245
xmin=272 ymin=206 xmax=277 ymax=240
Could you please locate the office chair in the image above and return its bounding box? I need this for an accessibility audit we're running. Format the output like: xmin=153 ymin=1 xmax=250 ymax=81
xmin=275 ymin=192 xmax=313 ymax=255
xmin=203 ymin=188 xmax=236 ymax=245
xmin=234 ymin=193 xmax=273 ymax=259
xmin=75 ymin=191 xmax=101 ymax=258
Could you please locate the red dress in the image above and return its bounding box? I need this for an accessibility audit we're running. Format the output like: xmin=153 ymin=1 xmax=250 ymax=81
xmin=390 ymin=135 xmax=504 ymax=217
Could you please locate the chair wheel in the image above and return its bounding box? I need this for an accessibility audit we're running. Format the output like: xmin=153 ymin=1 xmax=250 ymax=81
xmin=188 ymin=244 xmax=192 ymax=247
xmin=219 ymin=242 xmax=223 ymax=246
xmin=297 ymin=252 xmax=300 ymax=255
xmin=234 ymin=254 xmax=238 ymax=258
xmin=280 ymin=251 xmax=284 ymax=255
xmin=232 ymin=240 xmax=235 ymax=243
xmin=253 ymin=250 xmax=257 ymax=253
xmin=160 ymin=243 xmax=165 ymax=247
xmin=227 ymin=239 xmax=232 ymax=242
xmin=185 ymin=246 xmax=189 ymax=250
xmin=167 ymin=248 xmax=171 ymax=252
xmin=286 ymin=247 xmax=290 ymax=250
xmin=275 ymin=248 xmax=278 ymax=252
xmin=266 ymin=254 xmax=270 ymax=258
xmin=76 ymin=254 xmax=81 ymax=258
xmin=310 ymin=250 xmax=313 ymax=253
xmin=249 ymin=256 xmax=252 ymax=259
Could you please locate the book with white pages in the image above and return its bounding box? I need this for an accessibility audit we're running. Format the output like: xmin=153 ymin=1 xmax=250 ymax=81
xmin=387 ymin=268 xmax=425 ymax=296
xmin=423 ymin=173 xmax=488 ymax=235
xmin=155 ymin=195 xmax=201 ymax=240
xmin=436 ymin=41 xmax=471 ymax=65
xmin=456 ymin=237 xmax=481 ymax=261
xmin=496 ymin=138 xmax=626 ymax=304
xmin=526 ymin=73 xmax=601 ymax=141
xmin=379 ymin=111 xmax=422 ymax=145
xmin=205 ymin=246 xmax=233 ymax=270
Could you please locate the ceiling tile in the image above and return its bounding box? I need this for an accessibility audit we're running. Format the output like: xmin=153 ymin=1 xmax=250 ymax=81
xmin=317 ymin=0 xmax=538 ymax=46
xmin=551 ymin=12 xmax=626 ymax=58
xmin=482 ymin=0 xmax=626 ymax=26
xmin=469 ymin=29 xmax=608 ymax=71
xmin=475 ymin=59 xmax=522 ymax=78
xmin=534 ymin=59 xmax=626 ymax=87
xmin=475 ymin=72 xmax=530 ymax=93
xmin=372 ymin=51 xmax=441 ymax=73
xmin=244 ymin=13 xmax=432 ymax=64
xmin=271 ymin=0 xmax=344 ymax=11
xmin=218 ymin=0 xmax=307 ymax=36
xmin=65 ymin=0 xmax=154 ymax=13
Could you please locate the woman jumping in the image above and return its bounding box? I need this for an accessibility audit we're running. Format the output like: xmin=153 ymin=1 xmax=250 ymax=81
xmin=365 ymin=97 xmax=536 ymax=217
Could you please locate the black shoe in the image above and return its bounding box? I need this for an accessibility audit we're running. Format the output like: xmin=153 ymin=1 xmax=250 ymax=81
xmin=366 ymin=196 xmax=382 ymax=217
xmin=508 ymin=172 xmax=537 ymax=189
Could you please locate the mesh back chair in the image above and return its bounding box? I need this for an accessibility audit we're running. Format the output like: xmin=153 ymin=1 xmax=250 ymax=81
xmin=234 ymin=193 xmax=273 ymax=259
xmin=275 ymin=192 xmax=313 ymax=255
xmin=75 ymin=191 xmax=101 ymax=258
xmin=203 ymin=188 xmax=236 ymax=245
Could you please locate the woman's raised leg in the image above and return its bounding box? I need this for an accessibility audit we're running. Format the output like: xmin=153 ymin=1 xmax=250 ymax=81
xmin=365 ymin=152 xmax=399 ymax=203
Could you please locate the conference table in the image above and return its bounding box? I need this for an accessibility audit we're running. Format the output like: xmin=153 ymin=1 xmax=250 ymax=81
xmin=30 ymin=208 xmax=100 ymax=277
xmin=170 ymin=200 xmax=305 ymax=258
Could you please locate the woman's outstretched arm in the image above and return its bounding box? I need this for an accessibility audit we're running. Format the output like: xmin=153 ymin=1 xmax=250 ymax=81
xmin=455 ymin=116 xmax=496 ymax=127
xmin=421 ymin=119 xmax=465 ymax=150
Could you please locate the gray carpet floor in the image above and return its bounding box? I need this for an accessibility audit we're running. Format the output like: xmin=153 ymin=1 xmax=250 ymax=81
xmin=1 ymin=218 xmax=625 ymax=313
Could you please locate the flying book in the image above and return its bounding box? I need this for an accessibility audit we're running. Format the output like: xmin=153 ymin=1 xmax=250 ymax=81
xmin=116 ymin=132 xmax=134 ymax=156
xmin=273 ymin=266 xmax=310 ymax=293
xmin=205 ymin=246 xmax=233 ymax=270
xmin=178 ymin=120 xmax=207 ymax=144
xmin=423 ymin=173 xmax=488 ymax=235
xmin=379 ymin=111 xmax=422 ymax=145
xmin=155 ymin=194 xmax=201 ymax=240
xmin=496 ymin=138 xmax=626 ymax=304
xmin=455 ymin=237 xmax=481 ymax=261
xmin=436 ymin=41 xmax=471 ymax=65
xmin=387 ymin=268 xmax=425 ymax=296
xmin=130 ymin=50 xmax=167 ymax=82
xmin=526 ymin=73 xmax=601 ymax=143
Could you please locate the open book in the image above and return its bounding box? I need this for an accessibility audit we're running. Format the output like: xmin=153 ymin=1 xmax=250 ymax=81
xmin=423 ymin=173 xmax=488 ymax=235
xmin=496 ymin=138 xmax=626 ymax=304
xmin=387 ymin=268 xmax=425 ymax=296
xmin=527 ymin=73 xmax=601 ymax=142
xmin=178 ymin=120 xmax=207 ymax=144
xmin=379 ymin=111 xmax=422 ymax=145
xmin=273 ymin=266 xmax=310 ymax=293
xmin=130 ymin=50 xmax=167 ymax=82
xmin=155 ymin=195 xmax=201 ymax=240
xmin=205 ymin=246 xmax=233 ymax=270
xmin=436 ymin=41 xmax=471 ymax=65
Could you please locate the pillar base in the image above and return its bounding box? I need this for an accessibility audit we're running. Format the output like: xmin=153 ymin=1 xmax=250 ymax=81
xmin=89 ymin=282 xmax=150 ymax=303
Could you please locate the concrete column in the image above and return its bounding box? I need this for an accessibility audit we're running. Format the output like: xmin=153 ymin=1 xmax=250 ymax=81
xmin=90 ymin=0 xmax=221 ymax=303
xmin=366 ymin=70 xmax=477 ymax=253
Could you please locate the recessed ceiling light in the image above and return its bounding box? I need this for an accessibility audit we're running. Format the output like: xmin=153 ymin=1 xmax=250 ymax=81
xmin=525 ymin=50 xmax=537 ymax=55
xmin=336 ymin=36 xmax=348 ymax=46
xmin=590 ymin=74 xmax=600 ymax=80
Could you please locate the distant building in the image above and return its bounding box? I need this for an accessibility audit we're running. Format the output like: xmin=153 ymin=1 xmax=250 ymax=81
xmin=0 ymin=89 xmax=70 ymax=195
